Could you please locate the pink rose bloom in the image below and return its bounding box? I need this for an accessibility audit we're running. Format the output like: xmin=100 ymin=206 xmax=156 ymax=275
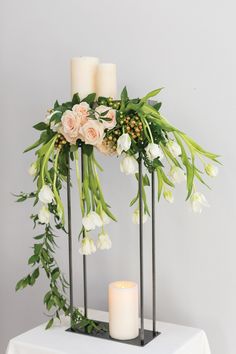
xmin=60 ymin=110 xmax=80 ymax=144
xmin=72 ymin=102 xmax=90 ymax=126
xmin=95 ymin=105 xmax=116 ymax=130
xmin=80 ymin=120 xmax=104 ymax=146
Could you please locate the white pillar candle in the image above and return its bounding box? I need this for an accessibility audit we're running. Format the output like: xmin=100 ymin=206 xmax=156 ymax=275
xmin=96 ymin=63 xmax=117 ymax=99
xmin=108 ymin=281 xmax=139 ymax=340
xmin=71 ymin=57 xmax=99 ymax=99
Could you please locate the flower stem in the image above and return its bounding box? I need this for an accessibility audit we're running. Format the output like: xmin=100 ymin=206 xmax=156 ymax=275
xmin=74 ymin=150 xmax=85 ymax=217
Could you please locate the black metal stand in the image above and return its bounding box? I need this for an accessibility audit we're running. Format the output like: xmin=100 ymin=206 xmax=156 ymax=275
xmin=66 ymin=150 xmax=160 ymax=347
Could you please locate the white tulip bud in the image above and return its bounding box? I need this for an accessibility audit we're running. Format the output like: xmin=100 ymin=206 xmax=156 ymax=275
xmin=120 ymin=155 xmax=138 ymax=175
xmin=38 ymin=185 xmax=54 ymax=204
xmin=145 ymin=143 xmax=163 ymax=161
xmin=38 ymin=205 xmax=50 ymax=224
xmin=97 ymin=232 xmax=112 ymax=250
xmin=28 ymin=162 xmax=37 ymax=176
xmin=82 ymin=211 xmax=103 ymax=231
xmin=205 ymin=163 xmax=218 ymax=177
xmin=117 ymin=133 xmax=131 ymax=155
xmin=163 ymin=189 xmax=174 ymax=203
xmin=132 ymin=208 xmax=148 ymax=224
xmin=190 ymin=192 xmax=209 ymax=213
xmin=166 ymin=140 xmax=181 ymax=158
xmin=170 ymin=166 xmax=186 ymax=183
xmin=79 ymin=237 xmax=96 ymax=256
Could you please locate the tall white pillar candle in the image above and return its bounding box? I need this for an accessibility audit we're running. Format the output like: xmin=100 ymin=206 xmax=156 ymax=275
xmin=96 ymin=63 xmax=117 ymax=98
xmin=71 ymin=57 xmax=99 ymax=99
xmin=108 ymin=281 xmax=139 ymax=340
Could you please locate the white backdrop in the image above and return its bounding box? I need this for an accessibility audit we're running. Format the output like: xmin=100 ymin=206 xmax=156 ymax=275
xmin=1 ymin=0 xmax=236 ymax=353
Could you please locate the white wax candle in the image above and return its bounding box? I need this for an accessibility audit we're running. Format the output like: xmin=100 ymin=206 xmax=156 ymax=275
xmin=96 ymin=63 xmax=117 ymax=98
xmin=71 ymin=57 xmax=99 ymax=99
xmin=108 ymin=281 xmax=139 ymax=340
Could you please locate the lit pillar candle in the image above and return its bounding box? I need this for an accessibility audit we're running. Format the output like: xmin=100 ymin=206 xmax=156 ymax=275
xmin=108 ymin=281 xmax=139 ymax=340
xmin=96 ymin=63 xmax=117 ymax=98
xmin=71 ymin=57 xmax=99 ymax=99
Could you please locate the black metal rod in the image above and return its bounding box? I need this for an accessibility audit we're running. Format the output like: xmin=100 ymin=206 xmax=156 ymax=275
xmin=81 ymin=146 xmax=88 ymax=317
xmin=151 ymin=171 xmax=157 ymax=334
xmin=138 ymin=154 xmax=145 ymax=345
xmin=67 ymin=153 xmax=73 ymax=325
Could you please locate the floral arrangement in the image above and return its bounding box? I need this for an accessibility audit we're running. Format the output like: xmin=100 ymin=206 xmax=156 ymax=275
xmin=15 ymin=87 xmax=220 ymax=330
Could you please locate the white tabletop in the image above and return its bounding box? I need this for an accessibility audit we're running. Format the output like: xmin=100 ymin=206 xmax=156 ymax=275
xmin=6 ymin=309 xmax=211 ymax=354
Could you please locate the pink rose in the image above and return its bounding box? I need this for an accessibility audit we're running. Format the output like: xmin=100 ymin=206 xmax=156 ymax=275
xmin=80 ymin=120 xmax=104 ymax=146
xmin=72 ymin=102 xmax=90 ymax=126
xmin=60 ymin=110 xmax=80 ymax=144
xmin=95 ymin=105 xmax=116 ymax=130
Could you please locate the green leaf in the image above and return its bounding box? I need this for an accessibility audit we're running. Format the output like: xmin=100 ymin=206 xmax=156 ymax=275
xmin=45 ymin=318 xmax=54 ymax=330
xmin=72 ymin=93 xmax=80 ymax=105
xmin=82 ymin=93 xmax=96 ymax=105
xmin=32 ymin=268 xmax=39 ymax=280
xmin=140 ymin=88 xmax=163 ymax=103
xmin=156 ymin=168 xmax=163 ymax=201
xmin=15 ymin=278 xmax=25 ymax=291
xmin=33 ymin=122 xmax=48 ymax=131
xmin=52 ymin=268 xmax=60 ymax=281
xmin=174 ymin=132 xmax=194 ymax=199
xmin=28 ymin=255 xmax=39 ymax=265
xmin=153 ymin=102 xmax=162 ymax=111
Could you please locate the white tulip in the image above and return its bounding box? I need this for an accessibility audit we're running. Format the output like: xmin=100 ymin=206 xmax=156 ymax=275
xmin=166 ymin=140 xmax=181 ymax=158
xmin=132 ymin=208 xmax=148 ymax=224
xmin=117 ymin=133 xmax=131 ymax=155
xmin=97 ymin=232 xmax=112 ymax=250
xmin=145 ymin=143 xmax=163 ymax=161
xmin=38 ymin=185 xmax=54 ymax=204
xmin=38 ymin=204 xmax=50 ymax=224
xmin=170 ymin=166 xmax=186 ymax=183
xmin=163 ymin=189 xmax=174 ymax=203
xmin=101 ymin=211 xmax=110 ymax=225
xmin=120 ymin=155 xmax=138 ymax=175
xmin=79 ymin=237 xmax=96 ymax=256
xmin=82 ymin=211 xmax=103 ymax=231
xmin=190 ymin=192 xmax=209 ymax=213
xmin=28 ymin=162 xmax=37 ymax=176
xmin=205 ymin=163 xmax=218 ymax=177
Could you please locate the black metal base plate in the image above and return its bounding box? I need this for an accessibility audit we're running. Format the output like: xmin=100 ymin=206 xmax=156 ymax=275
xmin=66 ymin=320 xmax=161 ymax=347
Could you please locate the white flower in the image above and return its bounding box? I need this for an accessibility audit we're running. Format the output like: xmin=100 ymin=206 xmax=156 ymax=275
xmin=205 ymin=163 xmax=218 ymax=177
xmin=28 ymin=162 xmax=37 ymax=176
xmin=132 ymin=208 xmax=148 ymax=224
xmin=97 ymin=232 xmax=112 ymax=250
xmin=170 ymin=166 xmax=186 ymax=183
xmin=145 ymin=143 xmax=163 ymax=161
xmin=166 ymin=140 xmax=181 ymax=158
xmin=50 ymin=121 xmax=61 ymax=132
xmin=117 ymin=133 xmax=131 ymax=155
xmin=163 ymin=189 xmax=174 ymax=203
xmin=38 ymin=204 xmax=50 ymax=224
xmin=120 ymin=155 xmax=138 ymax=175
xmin=190 ymin=192 xmax=209 ymax=213
xmin=38 ymin=185 xmax=54 ymax=204
xmin=82 ymin=211 xmax=103 ymax=231
xmin=79 ymin=237 xmax=96 ymax=256
xmin=101 ymin=211 xmax=110 ymax=225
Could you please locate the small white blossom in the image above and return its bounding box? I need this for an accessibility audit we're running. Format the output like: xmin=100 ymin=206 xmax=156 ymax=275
xmin=38 ymin=185 xmax=54 ymax=204
xmin=163 ymin=189 xmax=174 ymax=203
xmin=166 ymin=140 xmax=181 ymax=158
xmin=132 ymin=208 xmax=148 ymax=224
xmin=120 ymin=155 xmax=138 ymax=175
xmin=28 ymin=162 xmax=37 ymax=176
xmin=79 ymin=237 xmax=96 ymax=256
xmin=145 ymin=143 xmax=163 ymax=161
xmin=117 ymin=133 xmax=131 ymax=155
xmin=190 ymin=192 xmax=209 ymax=213
xmin=170 ymin=166 xmax=186 ymax=183
xmin=97 ymin=232 xmax=112 ymax=250
xmin=50 ymin=121 xmax=61 ymax=132
xmin=101 ymin=211 xmax=110 ymax=225
xmin=82 ymin=211 xmax=103 ymax=231
xmin=205 ymin=163 xmax=218 ymax=177
xmin=38 ymin=204 xmax=50 ymax=224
